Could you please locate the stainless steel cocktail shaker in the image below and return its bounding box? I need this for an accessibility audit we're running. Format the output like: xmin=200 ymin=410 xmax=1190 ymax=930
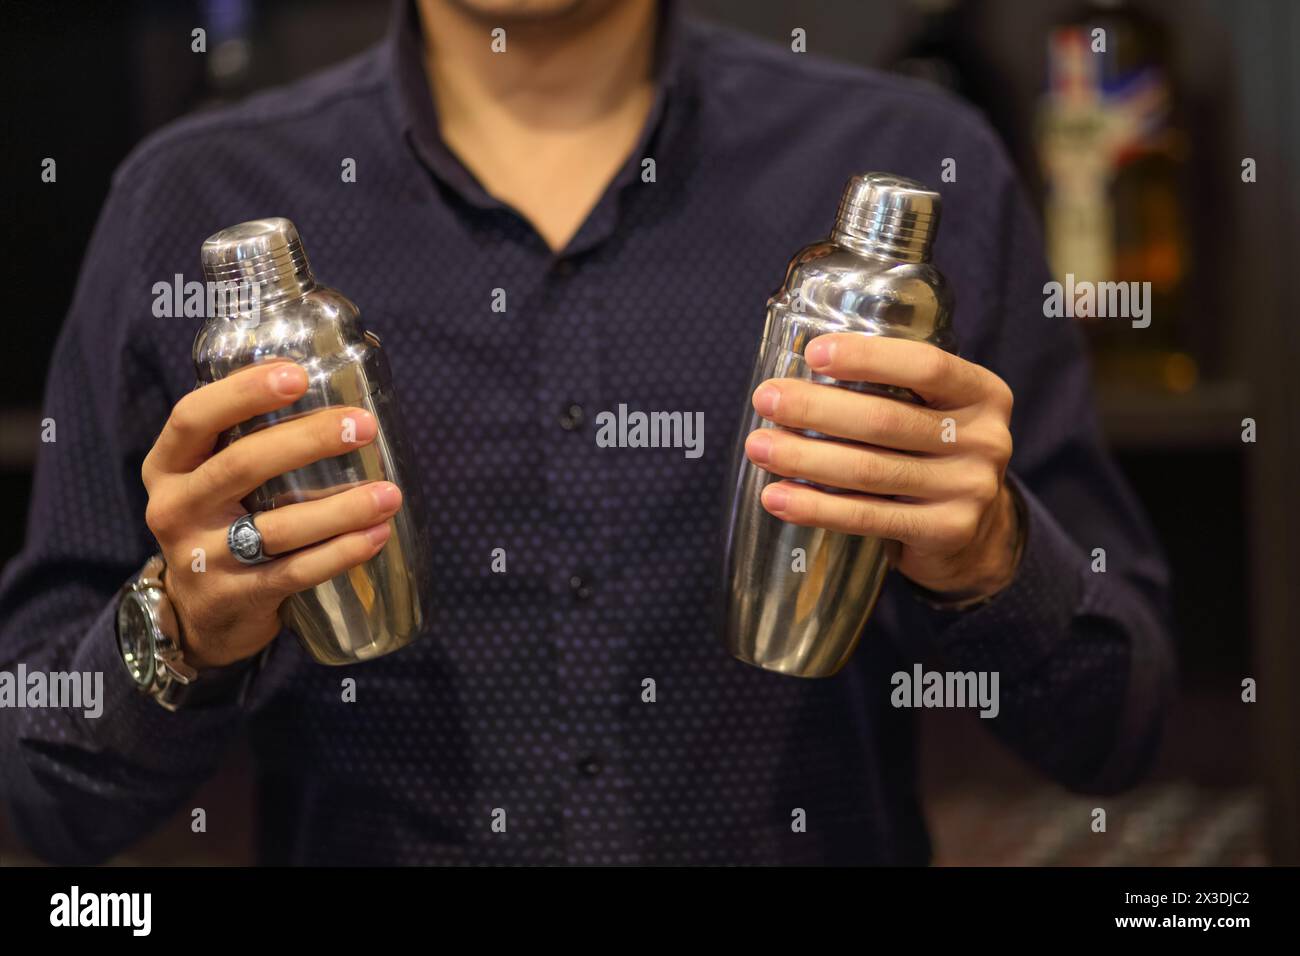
xmin=195 ymin=218 xmax=430 ymax=665
xmin=722 ymin=173 xmax=956 ymax=678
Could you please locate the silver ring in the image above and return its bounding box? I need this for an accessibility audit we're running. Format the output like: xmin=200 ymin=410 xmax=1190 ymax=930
xmin=227 ymin=513 xmax=270 ymax=566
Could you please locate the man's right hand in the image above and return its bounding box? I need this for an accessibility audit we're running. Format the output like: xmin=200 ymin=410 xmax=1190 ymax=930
xmin=140 ymin=361 xmax=403 ymax=670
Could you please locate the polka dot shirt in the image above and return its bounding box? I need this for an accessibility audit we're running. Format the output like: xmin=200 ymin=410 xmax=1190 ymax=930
xmin=0 ymin=0 xmax=1173 ymax=864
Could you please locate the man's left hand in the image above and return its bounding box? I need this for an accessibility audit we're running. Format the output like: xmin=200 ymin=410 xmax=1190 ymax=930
xmin=744 ymin=332 xmax=1022 ymax=602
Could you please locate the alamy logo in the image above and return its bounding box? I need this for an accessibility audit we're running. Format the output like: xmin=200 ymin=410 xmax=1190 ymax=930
xmin=0 ymin=665 xmax=103 ymax=718
xmin=50 ymin=886 xmax=151 ymax=936
xmin=594 ymin=404 xmax=704 ymax=459
xmin=151 ymin=273 xmax=263 ymax=321
xmin=1043 ymin=273 xmax=1151 ymax=328
xmin=890 ymin=664 xmax=1000 ymax=719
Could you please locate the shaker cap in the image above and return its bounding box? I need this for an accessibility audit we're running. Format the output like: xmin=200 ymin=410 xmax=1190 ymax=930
xmin=200 ymin=217 xmax=314 ymax=298
xmin=832 ymin=172 xmax=941 ymax=262
xmin=200 ymin=217 xmax=317 ymax=317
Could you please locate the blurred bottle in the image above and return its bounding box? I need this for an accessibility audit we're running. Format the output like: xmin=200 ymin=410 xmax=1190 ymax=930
xmin=1037 ymin=0 xmax=1194 ymax=392
xmin=201 ymin=0 xmax=254 ymax=105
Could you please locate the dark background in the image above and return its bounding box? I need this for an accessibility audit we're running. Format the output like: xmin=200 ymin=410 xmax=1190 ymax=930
xmin=0 ymin=0 xmax=1295 ymax=865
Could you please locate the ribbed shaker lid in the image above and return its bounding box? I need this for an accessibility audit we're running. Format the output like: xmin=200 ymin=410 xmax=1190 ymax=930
xmin=832 ymin=172 xmax=941 ymax=262
xmin=200 ymin=217 xmax=313 ymax=292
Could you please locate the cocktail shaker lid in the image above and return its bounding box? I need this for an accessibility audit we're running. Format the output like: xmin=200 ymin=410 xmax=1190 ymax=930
xmin=832 ymin=172 xmax=941 ymax=262
xmin=201 ymin=217 xmax=313 ymax=287
xmin=200 ymin=217 xmax=316 ymax=315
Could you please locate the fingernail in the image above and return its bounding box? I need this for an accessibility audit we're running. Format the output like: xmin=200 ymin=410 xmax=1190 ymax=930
xmin=370 ymin=482 xmax=401 ymax=511
xmin=805 ymin=339 xmax=834 ymax=369
xmin=763 ymin=485 xmax=790 ymax=513
xmin=752 ymin=385 xmax=781 ymax=417
xmin=746 ymin=431 xmax=773 ymax=464
xmin=270 ymin=365 xmax=307 ymax=396
xmin=345 ymin=410 xmax=378 ymax=442
xmin=365 ymin=522 xmax=392 ymax=546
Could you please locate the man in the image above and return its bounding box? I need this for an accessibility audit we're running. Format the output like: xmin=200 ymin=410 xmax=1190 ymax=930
xmin=0 ymin=0 xmax=1172 ymax=864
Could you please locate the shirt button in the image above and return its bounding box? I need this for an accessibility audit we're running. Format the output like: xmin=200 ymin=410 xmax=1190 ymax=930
xmin=553 ymin=258 xmax=575 ymax=278
xmin=558 ymin=402 xmax=585 ymax=431
xmin=577 ymin=755 xmax=603 ymax=777
xmin=569 ymin=573 xmax=593 ymax=601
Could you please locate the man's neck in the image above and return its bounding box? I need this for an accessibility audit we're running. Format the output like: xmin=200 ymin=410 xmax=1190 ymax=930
xmin=418 ymin=0 xmax=657 ymax=130
xmin=416 ymin=0 xmax=659 ymax=252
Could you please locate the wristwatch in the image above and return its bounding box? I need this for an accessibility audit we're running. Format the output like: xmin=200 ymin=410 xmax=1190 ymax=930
xmin=115 ymin=553 xmax=258 ymax=711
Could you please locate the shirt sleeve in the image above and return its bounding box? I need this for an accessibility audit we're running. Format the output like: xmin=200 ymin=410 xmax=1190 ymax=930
xmin=910 ymin=140 xmax=1176 ymax=795
xmin=0 ymin=176 xmax=248 ymax=864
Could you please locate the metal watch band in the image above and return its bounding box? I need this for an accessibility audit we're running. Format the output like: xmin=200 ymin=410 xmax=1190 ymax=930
xmin=117 ymin=553 xmax=262 ymax=711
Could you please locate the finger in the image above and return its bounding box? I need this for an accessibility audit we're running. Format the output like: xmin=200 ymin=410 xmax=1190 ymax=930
xmin=752 ymin=378 xmax=950 ymax=453
xmin=745 ymin=428 xmax=945 ymax=498
xmin=804 ymin=334 xmax=987 ymax=408
xmin=218 ymin=482 xmax=403 ymax=564
xmin=238 ymin=522 xmax=393 ymax=602
xmin=759 ymin=478 xmax=940 ymax=545
xmin=188 ymin=406 xmax=377 ymax=505
xmin=148 ymin=362 xmax=310 ymax=475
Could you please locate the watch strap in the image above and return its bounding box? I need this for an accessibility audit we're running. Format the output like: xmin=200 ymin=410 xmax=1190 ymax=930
xmin=119 ymin=553 xmax=265 ymax=712
xmin=153 ymin=651 xmax=264 ymax=711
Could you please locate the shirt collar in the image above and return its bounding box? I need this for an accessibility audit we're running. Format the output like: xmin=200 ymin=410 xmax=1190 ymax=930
xmin=382 ymin=0 xmax=687 ymax=220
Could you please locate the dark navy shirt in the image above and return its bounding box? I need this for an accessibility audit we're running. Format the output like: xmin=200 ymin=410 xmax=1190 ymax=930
xmin=0 ymin=0 xmax=1173 ymax=864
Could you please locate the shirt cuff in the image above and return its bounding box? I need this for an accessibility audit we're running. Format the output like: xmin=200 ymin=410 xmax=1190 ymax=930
xmin=912 ymin=471 xmax=1089 ymax=682
xmin=52 ymin=598 xmax=247 ymax=773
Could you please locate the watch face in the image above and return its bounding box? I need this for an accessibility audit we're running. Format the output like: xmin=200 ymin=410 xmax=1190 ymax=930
xmin=117 ymin=593 xmax=157 ymax=690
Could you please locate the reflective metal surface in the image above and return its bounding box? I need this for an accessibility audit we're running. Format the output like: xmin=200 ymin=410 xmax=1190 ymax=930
xmin=722 ymin=173 xmax=956 ymax=678
xmin=196 ymin=218 xmax=430 ymax=665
